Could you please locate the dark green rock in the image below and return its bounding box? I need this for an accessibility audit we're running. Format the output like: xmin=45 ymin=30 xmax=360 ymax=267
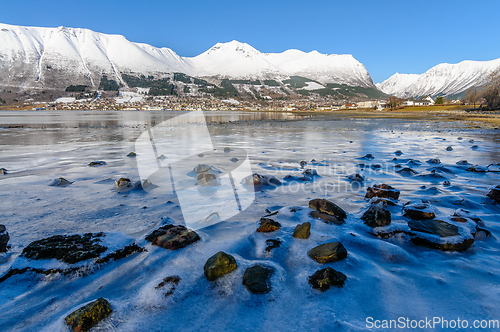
xmin=293 ymin=222 xmax=311 ymax=239
xmin=361 ymin=205 xmax=391 ymax=227
xmin=309 ymin=199 xmax=347 ymax=221
xmin=22 ymin=233 xmax=107 ymax=264
xmin=242 ymin=265 xmax=274 ymax=294
xmin=204 ymin=252 xmax=238 ymax=281
xmin=408 ymin=219 xmax=459 ymax=237
xmin=309 ymin=267 xmax=346 ymax=291
xmin=308 ymin=242 xmax=347 ymax=264
xmin=65 ymin=297 xmax=112 ymax=332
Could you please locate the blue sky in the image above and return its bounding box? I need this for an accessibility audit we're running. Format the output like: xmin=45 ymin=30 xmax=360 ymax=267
xmin=1 ymin=0 xmax=499 ymax=83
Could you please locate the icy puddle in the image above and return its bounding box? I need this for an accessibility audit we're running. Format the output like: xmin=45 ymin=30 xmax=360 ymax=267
xmin=1 ymin=110 xmax=500 ymax=331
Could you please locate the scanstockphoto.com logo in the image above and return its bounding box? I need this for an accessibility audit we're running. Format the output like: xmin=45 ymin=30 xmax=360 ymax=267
xmin=134 ymin=110 xmax=255 ymax=230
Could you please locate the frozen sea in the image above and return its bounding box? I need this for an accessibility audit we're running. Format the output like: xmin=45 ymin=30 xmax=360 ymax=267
xmin=1 ymin=110 xmax=500 ymax=331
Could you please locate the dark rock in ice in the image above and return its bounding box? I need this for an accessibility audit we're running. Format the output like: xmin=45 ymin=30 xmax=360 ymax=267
xmin=417 ymin=170 xmax=447 ymax=180
xmin=309 ymin=267 xmax=346 ymax=291
xmin=197 ymin=153 xmax=204 ymax=157
xmin=397 ymin=167 xmax=417 ymax=176
xmin=446 ymin=146 xmax=453 ymax=151
xmin=157 ymin=154 xmax=167 ymax=161
xmin=49 ymin=177 xmax=74 ymax=186
xmin=65 ymin=297 xmax=112 ymax=332
xmin=360 ymin=153 xmax=375 ymax=160
xmin=0 ymin=225 xmax=9 ymax=253
xmin=0 ymin=168 xmax=8 ymax=175
xmin=443 ymin=180 xmax=451 ymax=186
xmin=194 ymin=164 xmax=212 ymax=173
xmin=408 ymin=219 xmax=459 ymax=237
xmin=456 ymin=160 xmax=470 ymax=165
xmin=487 ymin=185 xmax=500 ymax=203
xmin=256 ymin=218 xmax=281 ymax=232
xmin=308 ymin=242 xmax=347 ymax=264
xmin=293 ymin=222 xmax=311 ymax=239
xmin=310 ymin=211 xmax=343 ymax=225
xmin=466 ymin=165 xmax=488 ymax=173
xmin=88 ymin=161 xmax=107 ymax=167
xmin=22 ymin=233 xmax=107 ymax=264
xmin=458 ymin=137 xmax=463 ymax=140
xmin=361 ymin=205 xmax=391 ymax=227
xmin=365 ymin=184 xmax=400 ymax=200
xmin=223 ymin=147 xmax=231 ymax=153
xmin=302 ymin=169 xmax=318 ymax=177
xmin=242 ymin=265 xmax=274 ymax=294
xmin=371 ymin=164 xmax=382 ymax=170
xmin=309 ymin=199 xmax=347 ymax=221
xmin=487 ymin=163 xmax=500 ymax=172
xmin=347 ymin=173 xmax=366 ymax=182
xmin=450 ymin=216 xmax=467 ymax=223
xmin=469 ymin=139 xmax=475 ymax=143
xmin=471 ymin=145 xmax=479 ymax=149
xmin=408 ymin=159 xmax=421 ymax=165
xmin=453 ymin=209 xmax=481 ymax=223
xmin=114 ymin=177 xmax=139 ymax=192
xmin=403 ymin=201 xmax=436 ymax=220
xmin=230 ymin=157 xmax=238 ymax=163
xmin=145 ymin=225 xmax=200 ymax=250
xmin=429 ymin=166 xmax=454 ymax=174
xmin=427 ymin=158 xmax=441 ymax=164
xmin=265 ymin=239 xmax=281 ymax=252
xmin=127 ymin=152 xmax=136 ymax=157
xmin=300 ymin=160 xmax=307 ymax=168
xmin=204 ymin=251 xmax=238 ymax=281
xmin=155 ymin=275 xmax=181 ymax=297
xmin=394 ymin=150 xmax=403 ymax=156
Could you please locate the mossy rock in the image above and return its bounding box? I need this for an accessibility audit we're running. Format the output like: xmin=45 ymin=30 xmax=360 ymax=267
xmin=309 ymin=267 xmax=346 ymax=291
xmin=293 ymin=222 xmax=311 ymax=239
xmin=309 ymin=199 xmax=347 ymax=221
xmin=65 ymin=297 xmax=112 ymax=332
xmin=204 ymin=252 xmax=238 ymax=281
xmin=21 ymin=233 xmax=107 ymax=264
xmin=242 ymin=265 xmax=274 ymax=294
xmin=308 ymin=242 xmax=347 ymax=264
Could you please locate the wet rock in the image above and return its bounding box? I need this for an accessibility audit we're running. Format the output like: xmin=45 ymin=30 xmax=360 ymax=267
xmin=197 ymin=172 xmax=218 ymax=186
xmin=309 ymin=267 xmax=346 ymax=291
xmin=427 ymin=158 xmax=441 ymax=164
xmin=0 ymin=168 xmax=7 ymax=175
xmin=88 ymin=161 xmax=107 ymax=167
xmin=145 ymin=225 xmax=200 ymax=250
xmin=265 ymin=239 xmax=281 ymax=252
xmin=403 ymin=201 xmax=436 ymax=220
xmin=446 ymin=146 xmax=453 ymax=151
xmin=361 ymin=205 xmax=391 ymax=227
xmin=347 ymin=173 xmax=365 ymax=182
xmin=0 ymin=225 xmax=9 ymax=253
xmin=115 ymin=177 xmax=131 ymax=190
xmin=310 ymin=211 xmax=343 ymax=225
xmin=65 ymin=297 xmax=112 ymax=332
xmin=410 ymin=236 xmax=474 ymax=252
xmin=22 ymin=233 xmax=107 ymax=264
xmin=308 ymin=242 xmax=347 ymax=264
xmin=309 ymin=198 xmax=347 ymax=221
xmin=487 ymin=185 xmax=500 ymax=203
xmin=204 ymin=251 xmax=238 ymax=281
xmin=49 ymin=177 xmax=74 ymax=186
xmin=293 ymin=222 xmax=311 ymax=239
xmin=456 ymin=160 xmax=469 ymax=165
xmin=408 ymin=219 xmax=459 ymax=237
xmin=450 ymin=216 xmax=467 ymax=223
xmin=242 ymin=265 xmax=274 ymax=294
xmin=365 ymin=184 xmax=400 ymax=200
xmin=256 ymin=218 xmax=281 ymax=232
xmin=127 ymin=152 xmax=136 ymax=157
xmin=471 ymin=145 xmax=479 ymax=149
xmin=242 ymin=173 xmax=281 ymax=187
xmin=194 ymin=164 xmax=212 ymax=173
xmin=394 ymin=150 xmax=403 ymax=156
xmin=396 ymin=167 xmax=417 ymax=176
xmin=453 ymin=209 xmax=481 ymax=223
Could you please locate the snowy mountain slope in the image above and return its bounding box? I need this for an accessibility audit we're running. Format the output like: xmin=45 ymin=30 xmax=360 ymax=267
xmin=265 ymin=49 xmax=375 ymax=88
xmin=0 ymin=24 xmax=375 ymax=90
xmin=0 ymin=23 xmax=192 ymax=89
xmin=377 ymin=58 xmax=500 ymax=98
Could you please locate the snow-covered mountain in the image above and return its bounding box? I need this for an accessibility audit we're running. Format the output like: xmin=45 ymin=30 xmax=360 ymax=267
xmin=377 ymin=59 xmax=500 ymax=98
xmin=0 ymin=23 xmax=375 ymax=90
xmin=265 ymin=49 xmax=374 ymax=87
